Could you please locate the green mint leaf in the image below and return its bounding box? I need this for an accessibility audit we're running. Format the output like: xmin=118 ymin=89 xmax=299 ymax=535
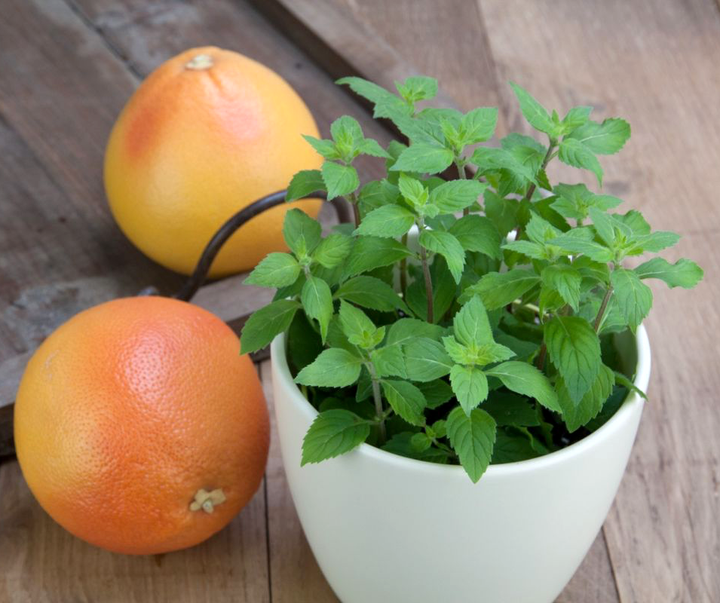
xmin=390 ymin=143 xmax=454 ymax=174
xmin=481 ymin=393 xmax=540 ymax=427
xmin=387 ymin=319 xmax=444 ymax=346
xmin=545 ymin=316 xmax=602 ymax=403
xmin=541 ymin=264 xmax=582 ymax=310
xmin=588 ymin=206 xmax=616 ymax=247
xmin=442 ymin=337 xmax=513 ymax=367
xmin=301 ymin=409 xmax=370 ymax=465
xmin=569 ymin=118 xmax=631 ymax=155
xmin=453 ymin=295 xmax=493 ymax=346
xmin=552 ymin=183 xmax=622 ymax=220
xmin=557 ymin=364 xmax=614 ymax=432
xmin=312 ymin=234 xmax=353 ymax=269
xmin=610 ymin=268 xmax=653 ymax=331
xmin=240 ymin=299 xmax=301 ymax=355
xmin=503 ymin=240 xmax=547 ymax=260
xmin=419 ymin=230 xmax=465 ymax=284
xmin=335 ymin=275 xmax=407 ymax=313
xmin=398 ymin=173 xmax=428 ymax=206
xmin=381 ymin=432 xmax=450 ymax=463
xmin=614 ymin=371 xmax=648 ymax=400
xmin=283 ymin=208 xmax=322 ymax=257
xmin=561 ymin=106 xmax=593 ymax=133
xmin=491 ymin=428 xmax=540 ymax=464
xmin=321 ymin=161 xmax=360 ymax=200
xmin=469 ymin=147 xmax=537 ymax=184
xmin=286 ymin=169 xmax=326 ymax=202
xmin=442 ymin=336 xmax=471 ymax=364
xmin=244 ymin=252 xmax=301 ymax=288
xmin=447 ymin=406 xmax=496 ymax=483
xmin=461 ymin=107 xmax=499 ymax=144
xmin=485 ymin=361 xmax=560 ymax=413
xmin=635 ymin=257 xmax=703 ymax=289
xmin=430 ymin=180 xmax=487 ymax=214
xmin=450 ymin=365 xmax=489 ymax=414
xmin=617 ymin=210 xmax=650 ymax=236
xmin=410 ymin=432 xmax=432 ymax=452
xmin=381 ymin=379 xmax=427 ymax=426
xmin=296 ymin=348 xmax=363 ymax=387
xmin=336 ymin=77 xmax=411 ymax=119
xmin=344 ymin=236 xmax=412 ymax=278
xmin=628 ymin=231 xmax=681 ymax=255
xmin=355 ymin=204 xmax=416 ymax=238
xmin=558 ymin=138 xmax=603 ymax=186
xmin=395 ymin=75 xmax=438 ymax=103
xmin=370 ymin=345 xmax=407 ymax=379
xmin=509 ymin=82 xmax=556 ymax=135
xmin=302 ymin=135 xmax=340 ymax=160
xmin=403 ymin=338 xmax=453 ymax=382
xmin=525 ymin=213 xmax=562 ymax=245
xmin=386 ymin=109 xmax=445 ymax=146
xmin=552 ymin=229 xmax=614 ymax=263
xmin=418 ymin=379 xmax=454 ymax=409
xmin=502 ymin=132 xmax=547 ymax=154
xmin=338 ymin=300 xmax=377 ymax=347
xmin=330 ymin=115 xmax=364 ymax=153
xmin=359 ymin=180 xmax=400 ymax=213
xmin=301 ymin=276 xmax=334 ymax=342
xmin=494 ymin=331 xmax=540 ymax=362
xmin=484 ymin=190 xmax=520 ymax=236
xmin=449 ymin=215 xmax=502 ymax=260
xmin=358 ymin=138 xmax=392 ymax=159
xmin=464 ymin=269 xmax=540 ymax=310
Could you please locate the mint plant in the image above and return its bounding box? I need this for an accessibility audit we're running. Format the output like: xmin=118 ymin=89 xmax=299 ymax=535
xmin=241 ymin=77 xmax=703 ymax=483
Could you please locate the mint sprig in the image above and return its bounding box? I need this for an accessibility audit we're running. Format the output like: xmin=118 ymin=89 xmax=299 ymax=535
xmin=240 ymin=77 xmax=702 ymax=483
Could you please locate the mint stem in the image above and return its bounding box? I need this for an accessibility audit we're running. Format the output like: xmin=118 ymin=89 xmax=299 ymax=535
xmin=367 ymin=363 xmax=387 ymax=443
xmin=418 ymin=219 xmax=434 ymax=323
xmin=516 ymin=139 xmax=557 ymax=239
xmin=456 ymin=160 xmax=470 ymax=216
xmin=400 ymin=232 xmax=408 ymax=298
xmin=349 ymin=192 xmax=361 ymax=227
xmin=593 ymin=283 xmax=614 ymax=332
xmin=536 ymin=342 xmax=547 ymax=371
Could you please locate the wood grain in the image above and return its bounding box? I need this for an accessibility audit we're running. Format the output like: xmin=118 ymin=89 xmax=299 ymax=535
xmin=0 ymin=437 xmax=270 ymax=603
xmin=260 ymin=361 xmax=338 ymax=602
xmin=2 ymin=0 xmax=719 ymax=600
xmin=478 ymin=1 xmax=720 ymax=601
xmin=0 ymin=0 xmax=184 ymax=371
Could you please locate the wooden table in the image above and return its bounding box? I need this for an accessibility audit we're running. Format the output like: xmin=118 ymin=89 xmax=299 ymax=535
xmin=1 ymin=0 xmax=719 ymax=601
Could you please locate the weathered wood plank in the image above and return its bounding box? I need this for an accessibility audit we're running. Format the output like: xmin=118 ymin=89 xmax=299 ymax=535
xmin=329 ymin=0 xmax=504 ymax=114
xmin=479 ymin=1 xmax=720 ymax=601
xmin=0 ymin=0 xmax=390 ymax=415
xmin=0 ymin=453 xmax=270 ymax=603
xmin=71 ymin=0 xmax=392 ymax=168
xmin=556 ymin=532 xmax=620 ymax=603
xmin=260 ymin=361 xmax=338 ymax=602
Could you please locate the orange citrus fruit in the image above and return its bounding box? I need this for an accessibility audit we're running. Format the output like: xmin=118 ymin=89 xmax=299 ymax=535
xmin=14 ymin=296 xmax=269 ymax=555
xmin=104 ymin=46 xmax=322 ymax=277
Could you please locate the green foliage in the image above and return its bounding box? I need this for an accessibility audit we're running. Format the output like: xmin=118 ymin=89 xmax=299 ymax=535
xmin=241 ymin=76 xmax=702 ymax=483
xmin=301 ymin=410 xmax=370 ymax=465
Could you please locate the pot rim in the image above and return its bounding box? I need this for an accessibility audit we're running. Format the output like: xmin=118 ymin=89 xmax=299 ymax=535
xmin=270 ymin=325 xmax=651 ymax=477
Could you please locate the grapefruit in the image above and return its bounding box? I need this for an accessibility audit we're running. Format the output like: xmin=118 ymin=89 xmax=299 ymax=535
xmin=14 ymin=296 xmax=269 ymax=555
xmin=104 ymin=46 xmax=322 ymax=277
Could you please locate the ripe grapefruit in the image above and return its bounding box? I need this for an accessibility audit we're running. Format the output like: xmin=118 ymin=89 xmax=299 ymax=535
xmin=104 ymin=46 xmax=322 ymax=277
xmin=14 ymin=296 xmax=269 ymax=555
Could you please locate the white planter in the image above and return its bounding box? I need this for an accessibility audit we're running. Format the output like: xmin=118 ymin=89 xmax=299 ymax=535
xmin=270 ymin=327 xmax=650 ymax=603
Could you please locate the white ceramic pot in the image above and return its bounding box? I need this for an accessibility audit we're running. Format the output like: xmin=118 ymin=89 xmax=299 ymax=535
xmin=270 ymin=327 xmax=650 ymax=603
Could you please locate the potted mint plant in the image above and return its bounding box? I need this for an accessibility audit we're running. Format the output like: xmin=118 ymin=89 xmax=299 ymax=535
xmin=240 ymin=77 xmax=702 ymax=603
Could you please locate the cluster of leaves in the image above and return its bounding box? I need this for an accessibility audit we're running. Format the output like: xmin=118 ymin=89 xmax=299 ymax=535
xmin=241 ymin=77 xmax=703 ymax=483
